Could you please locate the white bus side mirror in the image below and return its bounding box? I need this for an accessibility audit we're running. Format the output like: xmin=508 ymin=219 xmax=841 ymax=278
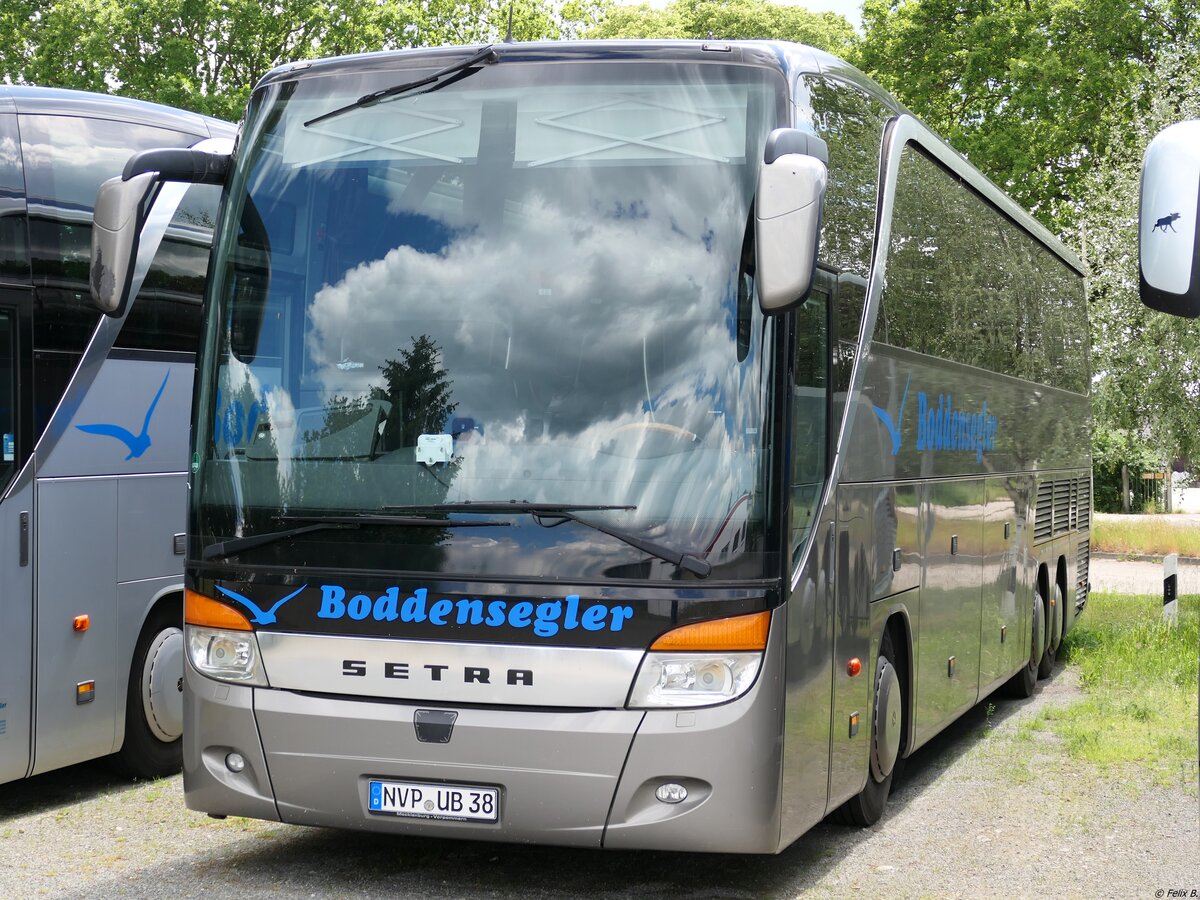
xmin=90 ymin=145 xmax=231 ymax=317
xmin=1139 ymin=120 xmax=1200 ymax=318
xmin=756 ymin=127 xmax=829 ymax=314
xmin=91 ymin=172 xmax=159 ymax=316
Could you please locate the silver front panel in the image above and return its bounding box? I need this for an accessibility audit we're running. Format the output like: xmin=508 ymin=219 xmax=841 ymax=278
xmin=186 ymin=615 xmax=788 ymax=851
xmin=979 ymin=476 xmax=1031 ymax=694
xmin=257 ymin=633 xmax=644 ymax=708
xmin=826 ymin=485 xmax=875 ymax=808
xmin=0 ymin=479 xmax=34 ymax=784
xmin=914 ymin=480 xmax=983 ymax=747
xmin=116 ymin=473 xmax=187 ymax=583
xmin=32 ymin=477 xmax=120 ymax=775
xmin=780 ymin=513 xmax=834 ymax=839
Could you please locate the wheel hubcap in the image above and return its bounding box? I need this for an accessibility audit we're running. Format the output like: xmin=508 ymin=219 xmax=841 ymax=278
xmin=871 ymin=657 xmax=902 ymax=782
xmin=1049 ymin=587 xmax=1063 ymax=651
xmin=142 ymin=627 xmax=184 ymax=742
xmin=1030 ymin=597 xmax=1044 ymax=669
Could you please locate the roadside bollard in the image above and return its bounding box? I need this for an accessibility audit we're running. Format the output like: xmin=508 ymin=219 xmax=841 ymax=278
xmin=1163 ymin=553 xmax=1178 ymax=626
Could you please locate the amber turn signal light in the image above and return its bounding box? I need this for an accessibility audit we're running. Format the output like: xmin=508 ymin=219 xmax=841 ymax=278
xmin=185 ymin=588 xmax=252 ymax=631
xmin=847 ymin=657 xmax=862 ymax=677
xmin=650 ymin=610 xmax=770 ymax=652
xmin=72 ymin=614 xmax=90 ymax=632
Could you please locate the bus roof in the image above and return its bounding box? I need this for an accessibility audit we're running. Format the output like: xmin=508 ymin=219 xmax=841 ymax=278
xmin=0 ymin=83 xmax=235 ymax=139
xmin=252 ymin=39 xmax=1083 ymax=275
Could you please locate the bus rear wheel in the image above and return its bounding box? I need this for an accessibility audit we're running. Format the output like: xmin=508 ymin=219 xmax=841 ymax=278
xmin=836 ymin=629 xmax=904 ymax=827
xmin=1037 ymin=582 xmax=1064 ymax=679
xmin=1006 ymin=585 xmax=1045 ymax=698
xmin=113 ymin=602 xmax=184 ymax=779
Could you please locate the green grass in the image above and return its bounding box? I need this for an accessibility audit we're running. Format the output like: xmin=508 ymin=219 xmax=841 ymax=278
xmin=1049 ymin=592 xmax=1199 ymax=788
xmin=1092 ymin=516 xmax=1200 ymax=558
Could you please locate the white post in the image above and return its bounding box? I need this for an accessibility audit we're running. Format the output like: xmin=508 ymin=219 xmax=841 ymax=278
xmin=1164 ymin=553 xmax=1179 ymax=626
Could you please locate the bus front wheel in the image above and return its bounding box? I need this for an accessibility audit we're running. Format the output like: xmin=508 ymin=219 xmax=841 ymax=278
xmin=836 ymin=629 xmax=904 ymax=827
xmin=113 ymin=602 xmax=184 ymax=779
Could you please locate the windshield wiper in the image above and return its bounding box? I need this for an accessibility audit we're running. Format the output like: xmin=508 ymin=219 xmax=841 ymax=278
xmin=304 ymin=45 xmax=498 ymax=128
xmin=201 ymin=512 xmax=510 ymax=561
xmin=384 ymin=501 xmax=712 ymax=577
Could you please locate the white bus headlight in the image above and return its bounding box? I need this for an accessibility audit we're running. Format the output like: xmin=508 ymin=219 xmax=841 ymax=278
xmin=628 ymin=652 xmax=762 ymax=707
xmin=627 ymin=610 xmax=770 ymax=708
xmin=186 ymin=625 xmax=269 ymax=686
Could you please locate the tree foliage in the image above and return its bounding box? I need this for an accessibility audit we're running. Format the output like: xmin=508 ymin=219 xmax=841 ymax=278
xmin=1075 ymin=47 xmax=1200 ymax=473
xmin=0 ymin=0 xmax=595 ymax=120
xmin=585 ymin=0 xmax=856 ymax=57
xmin=854 ymin=0 xmax=1200 ymax=231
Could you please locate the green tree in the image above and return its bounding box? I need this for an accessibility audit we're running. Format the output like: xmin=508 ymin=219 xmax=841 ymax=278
xmin=586 ymin=0 xmax=856 ymax=57
xmin=1075 ymin=47 xmax=1200 ymax=478
xmin=374 ymin=334 xmax=458 ymax=450
xmin=854 ymin=0 xmax=1199 ymax=231
xmin=0 ymin=0 xmax=578 ymax=120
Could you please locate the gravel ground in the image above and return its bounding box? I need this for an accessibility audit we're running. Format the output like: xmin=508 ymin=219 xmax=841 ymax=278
xmin=2 ymin=664 xmax=1196 ymax=899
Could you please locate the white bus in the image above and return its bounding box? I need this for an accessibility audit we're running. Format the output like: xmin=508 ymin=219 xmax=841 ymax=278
xmin=94 ymin=41 xmax=1091 ymax=851
xmin=0 ymin=86 xmax=232 ymax=784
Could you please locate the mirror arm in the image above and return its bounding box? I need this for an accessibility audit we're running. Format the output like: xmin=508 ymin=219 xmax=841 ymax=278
xmin=122 ymin=147 xmax=230 ymax=185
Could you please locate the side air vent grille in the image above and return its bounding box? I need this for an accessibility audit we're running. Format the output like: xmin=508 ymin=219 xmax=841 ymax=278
xmin=1053 ymin=480 xmax=1072 ymax=536
xmin=1076 ymin=474 xmax=1091 ymax=530
xmin=1076 ymin=538 xmax=1090 ymax=610
xmin=1035 ymin=479 xmax=1054 ymax=543
xmin=1035 ymin=474 xmax=1089 ymax=544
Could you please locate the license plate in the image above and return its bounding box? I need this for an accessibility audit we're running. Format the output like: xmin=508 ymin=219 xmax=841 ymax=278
xmin=368 ymin=779 xmax=499 ymax=823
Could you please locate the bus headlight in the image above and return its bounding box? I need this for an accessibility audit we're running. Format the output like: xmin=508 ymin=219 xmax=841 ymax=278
xmin=627 ymin=610 xmax=769 ymax=708
xmin=186 ymin=626 xmax=269 ymax=686
xmin=627 ymin=653 xmax=761 ymax=708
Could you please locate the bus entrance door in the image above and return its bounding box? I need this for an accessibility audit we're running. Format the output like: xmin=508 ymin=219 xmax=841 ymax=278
xmin=0 ymin=300 xmax=32 ymax=783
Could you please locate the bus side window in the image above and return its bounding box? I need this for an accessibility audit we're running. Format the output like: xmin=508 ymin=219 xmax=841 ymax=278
xmin=116 ymin=183 xmax=223 ymax=354
xmin=791 ymin=288 xmax=829 ymax=555
xmin=19 ymin=113 xmax=196 ymax=437
xmin=0 ymin=114 xmax=28 ymax=284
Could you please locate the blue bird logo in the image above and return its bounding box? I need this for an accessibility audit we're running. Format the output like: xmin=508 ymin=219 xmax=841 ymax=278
xmin=214 ymin=584 xmax=308 ymax=625
xmin=76 ymin=370 xmax=171 ymax=460
xmin=871 ymin=372 xmax=911 ymax=457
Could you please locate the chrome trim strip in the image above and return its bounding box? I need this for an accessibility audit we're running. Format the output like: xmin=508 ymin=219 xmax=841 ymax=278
xmin=256 ymin=633 xmax=645 ymax=708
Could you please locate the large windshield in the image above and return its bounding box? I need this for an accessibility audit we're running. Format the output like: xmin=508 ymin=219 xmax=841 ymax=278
xmin=194 ymin=55 xmax=787 ymax=580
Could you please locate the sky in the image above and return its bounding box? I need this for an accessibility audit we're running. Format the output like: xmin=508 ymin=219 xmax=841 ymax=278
xmin=787 ymin=0 xmax=863 ymax=28
xmin=620 ymin=0 xmax=865 ymax=30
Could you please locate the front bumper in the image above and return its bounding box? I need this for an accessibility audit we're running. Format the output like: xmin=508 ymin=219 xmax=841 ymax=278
xmin=183 ymin=625 xmax=785 ymax=853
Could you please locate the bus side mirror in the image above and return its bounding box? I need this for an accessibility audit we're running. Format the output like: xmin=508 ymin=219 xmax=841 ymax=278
xmin=90 ymin=145 xmax=231 ymax=317
xmin=91 ymin=173 xmax=159 ymax=316
xmin=756 ymin=127 xmax=829 ymax=315
xmin=1139 ymin=120 xmax=1200 ymax=318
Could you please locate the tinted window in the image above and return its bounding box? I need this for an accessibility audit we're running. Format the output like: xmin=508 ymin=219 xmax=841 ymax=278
xmin=20 ymin=114 xmax=195 ymax=352
xmin=0 ymin=309 xmax=15 ymax=490
xmin=878 ymin=144 xmax=1088 ymax=393
xmin=116 ymin=183 xmax=222 ymax=353
xmin=791 ymin=286 xmax=829 ymax=556
xmin=0 ymin=114 xmax=28 ymax=284
xmin=804 ymin=77 xmax=892 ymax=389
xmin=32 ymin=349 xmax=75 ymax=441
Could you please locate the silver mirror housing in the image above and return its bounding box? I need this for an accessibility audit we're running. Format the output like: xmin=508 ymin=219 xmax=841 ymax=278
xmin=755 ymin=128 xmax=829 ymax=314
xmin=1139 ymin=119 xmax=1200 ymax=318
xmin=90 ymin=172 xmax=158 ymax=316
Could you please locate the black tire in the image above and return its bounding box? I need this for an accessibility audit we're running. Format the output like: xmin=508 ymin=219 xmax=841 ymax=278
xmin=112 ymin=601 xmax=184 ymax=779
xmin=1004 ymin=586 xmax=1042 ymax=699
xmin=1037 ymin=582 xmax=1063 ymax=679
xmin=833 ymin=629 xmax=905 ymax=827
